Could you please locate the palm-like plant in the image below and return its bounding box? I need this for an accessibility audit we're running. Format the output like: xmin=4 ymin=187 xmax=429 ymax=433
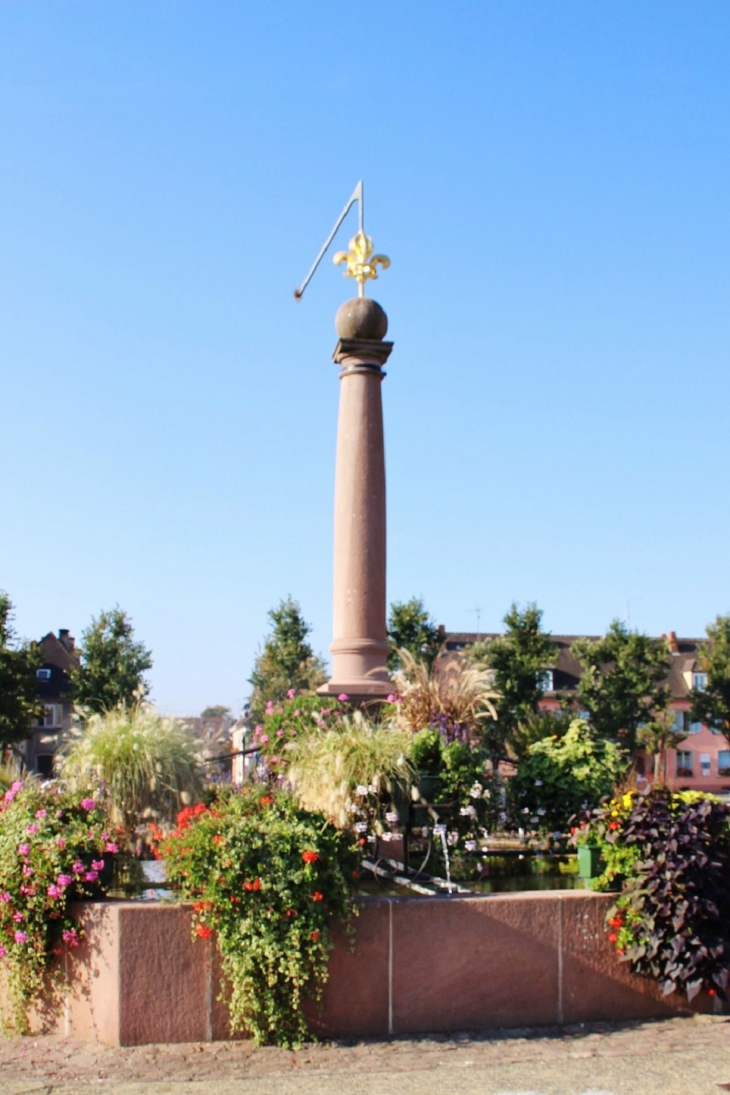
xmin=56 ymin=704 xmax=205 ymax=842
xmin=392 ymin=648 xmax=498 ymax=742
xmin=285 ymin=711 xmax=413 ymax=828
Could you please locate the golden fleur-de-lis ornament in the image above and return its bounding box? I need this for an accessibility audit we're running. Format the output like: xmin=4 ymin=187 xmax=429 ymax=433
xmin=333 ymin=230 xmax=390 ymax=297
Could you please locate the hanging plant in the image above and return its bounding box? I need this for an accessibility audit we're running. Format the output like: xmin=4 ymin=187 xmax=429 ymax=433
xmin=159 ymin=786 xmax=359 ymax=1047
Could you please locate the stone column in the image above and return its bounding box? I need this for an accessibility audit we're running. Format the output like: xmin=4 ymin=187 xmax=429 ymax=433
xmin=318 ymin=297 xmax=393 ymax=700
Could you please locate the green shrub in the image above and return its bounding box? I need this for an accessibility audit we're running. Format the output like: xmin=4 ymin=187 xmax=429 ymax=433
xmin=509 ymin=719 xmax=626 ymax=832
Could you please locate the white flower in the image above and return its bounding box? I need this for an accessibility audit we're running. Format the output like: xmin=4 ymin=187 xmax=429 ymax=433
xmin=355 ymin=785 xmax=369 ymax=797
xmin=433 ymin=823 xmax=447 ymax=837
xmin=469 ymin=783 xmax=483 ymax=799
xmin=537 ymin=807 xmax=546 ymax=816
xmin=534 ymin=780 xmax=543 ymax=787
xmin=460 ymin=805 xmax=477 ymax=818
xmin=355 ymin=821 xmax=369 ymax=833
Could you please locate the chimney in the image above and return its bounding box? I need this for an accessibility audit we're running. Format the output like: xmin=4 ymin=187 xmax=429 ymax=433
xmin=58 ymin=629 xmax=75 ymax=652
xmin=667 ymin=630 xmax=679 ymax=655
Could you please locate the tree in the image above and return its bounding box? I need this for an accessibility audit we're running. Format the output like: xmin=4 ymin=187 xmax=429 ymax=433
xmin=466 ymin=602 xmax=554 ymax=765
xmin=70 ymin=607 xmax=153 ymax=714
xmin=201 ymin=705 xmax=231 ymax=719
xmin=0 ymin=593 xmax=42 ymax=751
xmin=387 ymin=597 xmax=442 ymax=671
xmin=690 ymin=614 xmax=730 ymax=742
xmin=248 ymin=597 xmax=326 ymax=723
xmin=571 ymin=620 xmax=670 ymax=757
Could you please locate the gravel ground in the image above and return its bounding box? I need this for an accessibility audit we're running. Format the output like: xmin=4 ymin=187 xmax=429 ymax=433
xmin=0 ymin=1014 xmax=728 ymax=1094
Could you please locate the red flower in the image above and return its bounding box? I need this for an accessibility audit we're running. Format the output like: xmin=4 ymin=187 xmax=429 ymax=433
xmin=195 ymin=924 xmax=213 ymax=940
xmin=608 ymin=931 xmax=618 ymax=943
xmin=260 ymin=796 xmax=273 ymax=806
xmin=301 ymin=850 xmax=318 ymax=864
xmin=608 ymin=916 xmax=623 ymax=929
xmin=311 ymin=930 xmax=320 ymax=942
xmin=213 ymin=834 xmax=222 ymax=846
xmin=312 ymin=891 xmax=323 ymax=902
xmin=708 ymin=988 xmax=717 ymax=997
xmin=285 ymin=908 xmax=297 ymax=917
xmin=609 ymin=821 xmax=620 ymax=831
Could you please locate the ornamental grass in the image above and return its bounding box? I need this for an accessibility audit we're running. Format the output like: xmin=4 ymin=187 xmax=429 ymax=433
xmin=56 ymin=703 xmax=205 ymax=846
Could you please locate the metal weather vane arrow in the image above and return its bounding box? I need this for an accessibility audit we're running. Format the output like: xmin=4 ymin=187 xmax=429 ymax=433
xmin=294 ymin=181 xmax=390 ymax=300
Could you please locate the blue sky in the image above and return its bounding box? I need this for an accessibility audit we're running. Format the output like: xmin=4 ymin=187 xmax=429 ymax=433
xmin=2 ymin=2 xmax=729 ymax=714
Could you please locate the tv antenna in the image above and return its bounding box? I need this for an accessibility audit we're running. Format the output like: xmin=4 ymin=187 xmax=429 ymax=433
xmin=294 ymin=180 xmax=390 ymax=301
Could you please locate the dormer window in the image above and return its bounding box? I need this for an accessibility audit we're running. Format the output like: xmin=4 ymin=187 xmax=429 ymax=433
xmin=36 ymin=668 xmax=51 ymax=681
xmin=538 ymin=670 xmax=554 ymax=693
xmin=693 ymin=672 xmax=708 ymax=692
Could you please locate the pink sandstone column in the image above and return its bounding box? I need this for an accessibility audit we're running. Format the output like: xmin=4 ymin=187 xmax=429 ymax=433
xmin=318 ymin=297 xmax=393 ymax=700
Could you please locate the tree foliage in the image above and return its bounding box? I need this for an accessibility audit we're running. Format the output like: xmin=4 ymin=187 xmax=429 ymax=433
xmin=70 ymin=607 xmax=152 ymax=715
xmin=200 ymin=705 xmax=231 ymax=719
xmin=0 ymin=594 xmax=42 ymax=752
xmin=466 ymin=602 xmax=554 ymax=763
xmin=248 ymin=597 xmax=326 ymax=723
xmin=691 ymin=614 xmax=730 ymax=742
xmin=387 ymin=597 xmax=441 ymax=671
xmin=571 ymin=621 xmax=670 ymax=757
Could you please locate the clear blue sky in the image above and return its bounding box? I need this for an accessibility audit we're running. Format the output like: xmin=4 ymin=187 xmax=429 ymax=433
xmin=2 ymin=2 xmax=729 ymax=715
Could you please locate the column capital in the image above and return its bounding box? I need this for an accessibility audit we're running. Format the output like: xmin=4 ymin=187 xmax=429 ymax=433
xmin=333 ymin=338 xmax=393 ymax=370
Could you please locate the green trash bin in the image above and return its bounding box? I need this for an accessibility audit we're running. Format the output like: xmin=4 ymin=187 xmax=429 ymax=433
xmin=577 ymin=844 xmax=603 ymax=879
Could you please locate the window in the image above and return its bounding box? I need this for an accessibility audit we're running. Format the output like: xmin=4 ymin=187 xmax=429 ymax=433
xmin=39 ymin=705 xmax=57 ymax=729
xmin=689 ymin=720 xmax=703 ymax=734
xmin=676 ymin=750 xmax=693 ymax=777
xmin=538 ymin=670 xmax=554 ymax=693
xmin=718 ymin=750 xmax=730 ymax=776
xmin=673 ymin=710 xmax=689 ymax=734
xmin=693 ymin=672 xmax=708 ymax=692
xmin=35 ymin=755 xmax=54 ymax=778
xmin=36 ymin=668 xmax=51 ymax=681
xmin=700 ymin=753 xmax=711 ymax=777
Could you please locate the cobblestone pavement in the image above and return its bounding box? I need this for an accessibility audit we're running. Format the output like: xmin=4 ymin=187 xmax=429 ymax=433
xmin=0 ymin=1014 xmax=728 ymax=1095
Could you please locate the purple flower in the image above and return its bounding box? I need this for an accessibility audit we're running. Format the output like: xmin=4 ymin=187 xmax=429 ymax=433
xmin=84 ymin=871 xmax=98 ymax=883
xmin=72 ymin=860 xmax=85 ymax=874
xmin=35 ymin=808 xmax=47 ymax=819
xmin=25 ymin=823 xmax=38 ymax=835
xmin=80 ymin=798 xmax=96 ymax=811
xmin=62 ymin=928 xmax=79 ymax=946
xmin=57 ymin=874 xmax=73 ymax=889
xmin=91 ymin=859 xmax=105 ymax=871
xmin=14 ymin=931 xmax=27 ymax=945
xmin=337 ymin=693 xmax=349 ymax=702
xmin=47 ymin=884 xmax=61 ymax=898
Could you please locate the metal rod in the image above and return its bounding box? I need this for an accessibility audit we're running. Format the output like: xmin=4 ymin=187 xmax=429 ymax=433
xmin=294 ymin=180 xmax=363 ymax=300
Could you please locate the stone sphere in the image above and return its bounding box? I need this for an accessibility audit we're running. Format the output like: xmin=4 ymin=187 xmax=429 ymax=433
xmin=335 ymin=297 xmax=388 ymax=341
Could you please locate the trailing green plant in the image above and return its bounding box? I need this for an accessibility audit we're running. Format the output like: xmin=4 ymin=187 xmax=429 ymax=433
xmin=570 ymin=790 xmax=642 ymax=890
xmin=0 ymin=780 xmax=118 ymax=1032
xmin=602 ymin=790 xmax=730 ymax=1001
xmin=509 ymin=719 xmax=627 ymax=832
xmin=56 ymin=703 xmax=205 ymax=849
xmin=159 ymin=787 xmax=359 ymax=1046
xmin=252 ymin=691 xmax=351 ymax=773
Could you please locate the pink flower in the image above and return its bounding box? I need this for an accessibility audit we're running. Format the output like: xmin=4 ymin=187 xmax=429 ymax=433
xmin=14 ymin=931 xmax=27 ymax=945
xmin=387 ymin=694 xmax=395 ymax=703
xmin=12 ymin=911 xmax=24 ymax=922
xmin=104 ymin=842 xmax=118 ymax=854
xmin=25 ymin=824 xmax=38 ymax=835
xmin=91 ymin=860 xmax=105 ymax=871
xmin=57 ymin=874 xmax=73 ymax=889
xmin=0 ymin=945 xmax=6 ymax=958
xmin=0 ymin=892 xmax=11 ymax=903
xmin=276 ymin=729 xmax=284 ymax=737
xmin=62 ymin=928 xmax=79 ymax=947
xmin=80 ymin=798 xmax=96 ymax=811
xmin=55 ymin=836 xmax=66 ymax=849
xmin=17 ymin=843 xmax=30 ymax=857
xmin=47 ymin=884 xmax=61 ymax=898
xmin=35 ymin=809 xmax=47 ymax=819
xmin=11 ymin=782 xmax=22 ymax=792
xmin=72 ymin=860 xmax=85 ymax=874
xmin=260 ymin=734 xmax=269 ymax=743
xmin=253 ymin=725 xmax=262 ymax=738
xmin=84 ymin=871 xmax=98 ymax=883
xmin=22 ymin=865 xmax=34 ymax=878
xmin=3 ymin=790 xmax=16 ymax=803
xmin=287 ymin=688 xmax=296 ymax=699
xmin=337 ymin=693 xmax=349 ymax=702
